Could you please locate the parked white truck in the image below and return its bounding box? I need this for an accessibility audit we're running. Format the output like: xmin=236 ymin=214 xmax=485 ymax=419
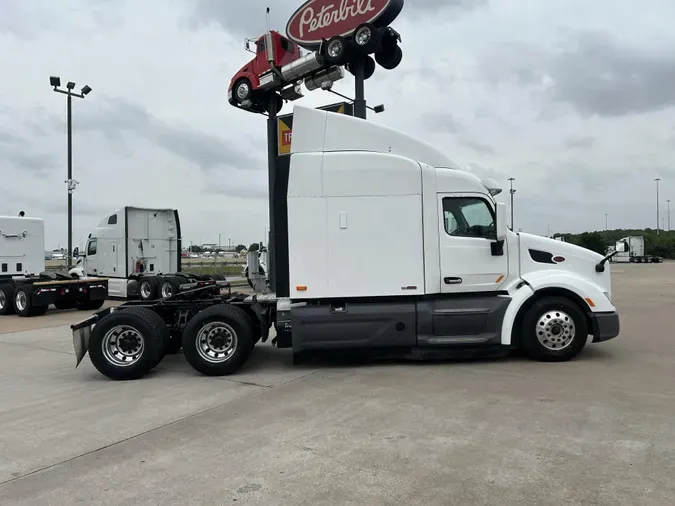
xmin=609 ymin=236 xmax=663 ymax=263
xmin=71 ymin=106 xmax=624 ymax=380
xmin=0 ymin=214 xmax=108 ymax=317
xmin=69 ymin=207 xmax=229 ymax=300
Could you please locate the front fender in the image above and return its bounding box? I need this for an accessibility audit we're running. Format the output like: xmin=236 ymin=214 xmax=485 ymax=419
xmin=522 ymin=271 xmax=615 ymax=313
xmin=500 ymin=271 xmax=615 ymax=346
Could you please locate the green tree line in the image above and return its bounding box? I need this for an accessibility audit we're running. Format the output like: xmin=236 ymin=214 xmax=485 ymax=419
xmin=553 ymin=229 xmax=675 ymax=258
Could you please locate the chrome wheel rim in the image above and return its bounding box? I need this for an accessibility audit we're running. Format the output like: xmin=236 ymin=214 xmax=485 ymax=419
xmin=236 ymin=82 xmax=250 ymax=100
xmin=102 ymin=325 xmax=144 ymax=367
xmin=328 ymin=40 xmax=343 ymax=57
xmin=161 ymin=283 xmax=173 ymax=298
xmin=196 ymin=322 xmax=238 ymax=364
xmin=0 ymin=291 xmax=5 ymax=310
xmin=355 ymin=27 xmax=372 ymax=45
xmin=140 ymin=282 xmax=152 ymax=299
xmin=15 ymin=291 xmax=27 ymax=312
xmin=536 ymin=310 xmax=575 ymax=350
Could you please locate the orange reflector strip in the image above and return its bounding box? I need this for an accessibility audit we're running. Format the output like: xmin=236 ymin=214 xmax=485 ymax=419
xmin=495 ymin=275 xmax=505 ymax=283
xmin=585 ymin=297 xmax=595 ymax=308
xmin=296 ymin=285 xmax=307 ymax=292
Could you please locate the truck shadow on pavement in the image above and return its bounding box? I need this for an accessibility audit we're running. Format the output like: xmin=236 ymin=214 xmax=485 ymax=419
xmin=120 ymin=342 xmax=620 ymax=382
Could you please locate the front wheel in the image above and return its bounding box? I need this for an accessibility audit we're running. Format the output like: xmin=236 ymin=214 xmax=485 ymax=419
xmin=520 ymin=296 xmax=588 ymax=362
xmin=182 ymin=305 xmax=254 ymax=376
xmin=234 ymin=78 xmax=253 ymax=104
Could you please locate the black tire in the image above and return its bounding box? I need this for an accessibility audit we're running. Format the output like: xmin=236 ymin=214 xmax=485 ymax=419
xmin=353 ymin=23 xmax=381 ymax=54
xmin=324 ymin=35 xmax=353 ymax=66
xmin=88 ymin=307 xmax=166 ymax=380
xmin=182 ymin=304 xmax=254 ymax=376
xmin=0 ymin=283 xmax=15 ymax=315
xmin=119 ymin=306 xmax=171 ymax=367
xmin=75 ymin=298 xmax=105 ymax=311
xmin=234 ymin=78 xmax=253 ymax=104
xmin=13 ymin=286 xmax=47 ymax=317
xmin=159 ymin=276 xmax=181 ymax=299
xmin=139 ymin=277 xmax=159 ymax=301
xmin=347 ymin=55 xmax=376 ymax=80
xmin=54 ymin=300 xmax=75 ymax=310
xmin=88 ymin=298 xmax=105 ymax=310
xmin=376 ymin=44 xmax=403 ymax=70
xmin=520 ymin=296 xmax=588 ymax=362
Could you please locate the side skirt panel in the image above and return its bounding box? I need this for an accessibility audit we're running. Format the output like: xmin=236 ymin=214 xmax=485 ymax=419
xmin=417 ymin=294 xmax=512 ymax=347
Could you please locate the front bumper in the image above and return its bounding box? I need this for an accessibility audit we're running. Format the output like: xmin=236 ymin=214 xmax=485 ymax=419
xmin=589 ymin=311 xmax=620 ymax=343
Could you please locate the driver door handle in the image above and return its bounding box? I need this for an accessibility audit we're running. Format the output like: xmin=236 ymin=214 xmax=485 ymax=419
xmin=444 ymin=277 xmax=463 ymax=285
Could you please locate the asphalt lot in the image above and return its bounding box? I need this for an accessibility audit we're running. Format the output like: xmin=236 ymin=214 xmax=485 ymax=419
xmin=0 ymin=263 xmax=674 ymax=505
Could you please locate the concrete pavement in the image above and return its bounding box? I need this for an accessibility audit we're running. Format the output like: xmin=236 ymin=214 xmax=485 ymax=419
xmin=0 ymin=263 xmax=674 ymax=505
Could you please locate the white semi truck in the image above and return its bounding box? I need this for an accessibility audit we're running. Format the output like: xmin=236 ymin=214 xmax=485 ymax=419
xmin=0 ymin=214 xmax=108 ymax=317
xmin=609 ymin=236 xmax=663 ymax=263
xmin=69 ymin=207 xmax=229 ymax=300
xmin=71 ymin=106 xmax=624 ymax=380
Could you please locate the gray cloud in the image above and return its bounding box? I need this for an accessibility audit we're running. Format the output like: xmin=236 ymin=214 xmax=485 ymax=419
xmin=204 ymin=181 xmax=268 ymax=200
xmin=547 ymin=31 xmax=675 ymax=117
xmin=0 ymin=128 xmax=57 ymax=175
xmin=423 ymin=112 xmax=465 ymax=134
xmin=75 ymin=98 xmax=263 ymax=172
xmin=459 ymin=138 xmax=496 ymax=155
xmin=189 ymin=0 xmax=487 ymax=37
xmin=564 ymin=136 xmax=596 ymax=149
xmin=479 ymin=29 xmax=675 ymax=118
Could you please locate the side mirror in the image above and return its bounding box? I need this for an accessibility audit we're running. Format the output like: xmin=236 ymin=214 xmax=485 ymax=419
xmin=495 ymin=202 xmax=508 ymax=241
xmin=73 ymin=247 xmax=79 ymax=257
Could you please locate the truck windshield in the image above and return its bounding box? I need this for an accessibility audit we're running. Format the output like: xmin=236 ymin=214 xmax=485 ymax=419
xmin=256 ymin=39 xmax=266 ymax=54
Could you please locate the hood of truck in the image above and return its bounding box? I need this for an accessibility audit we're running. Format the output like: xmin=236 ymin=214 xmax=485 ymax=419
xmin=518 ymin=233 xmax=612 ymax=296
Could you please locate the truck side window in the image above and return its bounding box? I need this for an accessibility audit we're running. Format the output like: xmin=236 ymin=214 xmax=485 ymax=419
xmin=108 ymin=214 xmax=117 ymax=225
xmin=256 ymin=39 xmax=266 ymax=53
xmin=87 ymin=239 xmax=98 ymax=256
xmin=443 ymin=197 xmax=496 ymax=239
xmin=280 ymin=37 xmax=292 ymax=52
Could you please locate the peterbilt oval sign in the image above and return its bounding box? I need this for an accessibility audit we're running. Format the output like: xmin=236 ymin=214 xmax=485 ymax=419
xmin=286 ymin=0 xmax=404 ymax=50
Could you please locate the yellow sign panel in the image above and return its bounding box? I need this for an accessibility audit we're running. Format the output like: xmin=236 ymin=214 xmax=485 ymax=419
xmin=277 ymin=103 xmax=351 ymax=156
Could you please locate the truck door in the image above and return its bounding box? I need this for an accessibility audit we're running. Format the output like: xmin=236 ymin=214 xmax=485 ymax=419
xmin=84 ymin=238 xmax=99 ymax=275
xmin=438 ymin=194 xmax=508 ymax=293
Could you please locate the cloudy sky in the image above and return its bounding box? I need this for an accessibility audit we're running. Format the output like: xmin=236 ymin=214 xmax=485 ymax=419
xmin=2 ymin=0 xmax=675 ymax=250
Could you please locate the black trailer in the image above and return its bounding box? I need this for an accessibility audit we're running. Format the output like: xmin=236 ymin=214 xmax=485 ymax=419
xmin=0 ymin=273 xmax=108 ymax=317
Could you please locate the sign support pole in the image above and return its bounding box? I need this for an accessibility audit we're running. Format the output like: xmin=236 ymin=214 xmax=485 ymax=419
xmin=353 ymin=56 xmax=367 ymax=120
xmin=266 ymin=93 xmax=278 ymax=293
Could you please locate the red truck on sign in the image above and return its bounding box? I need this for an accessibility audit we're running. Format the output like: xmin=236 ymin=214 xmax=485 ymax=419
xmin=228 ymin=1 xmax=404 ymax=114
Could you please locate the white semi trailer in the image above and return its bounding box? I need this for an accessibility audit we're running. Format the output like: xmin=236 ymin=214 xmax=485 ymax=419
xmin=0 ymin=214 xmax=108 ymax=317
xmin=610 ymin=236 xmax=663 ymax=263
xmin=71 ymin=106 xmax=624 ymax=380
xmin=69 ymin=207 xmax=229 ymax=300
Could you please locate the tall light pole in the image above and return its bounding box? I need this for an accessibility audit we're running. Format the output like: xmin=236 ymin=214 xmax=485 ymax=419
xmin=50 ymin=76 xmax=92 ymax=268
xmin=655 ymin=178 xmax=661 ymax=236
xmin=508 ymin=177 xmax=516 ymax=230
xmin=667 ymin=200 xmax=671 ymax=232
